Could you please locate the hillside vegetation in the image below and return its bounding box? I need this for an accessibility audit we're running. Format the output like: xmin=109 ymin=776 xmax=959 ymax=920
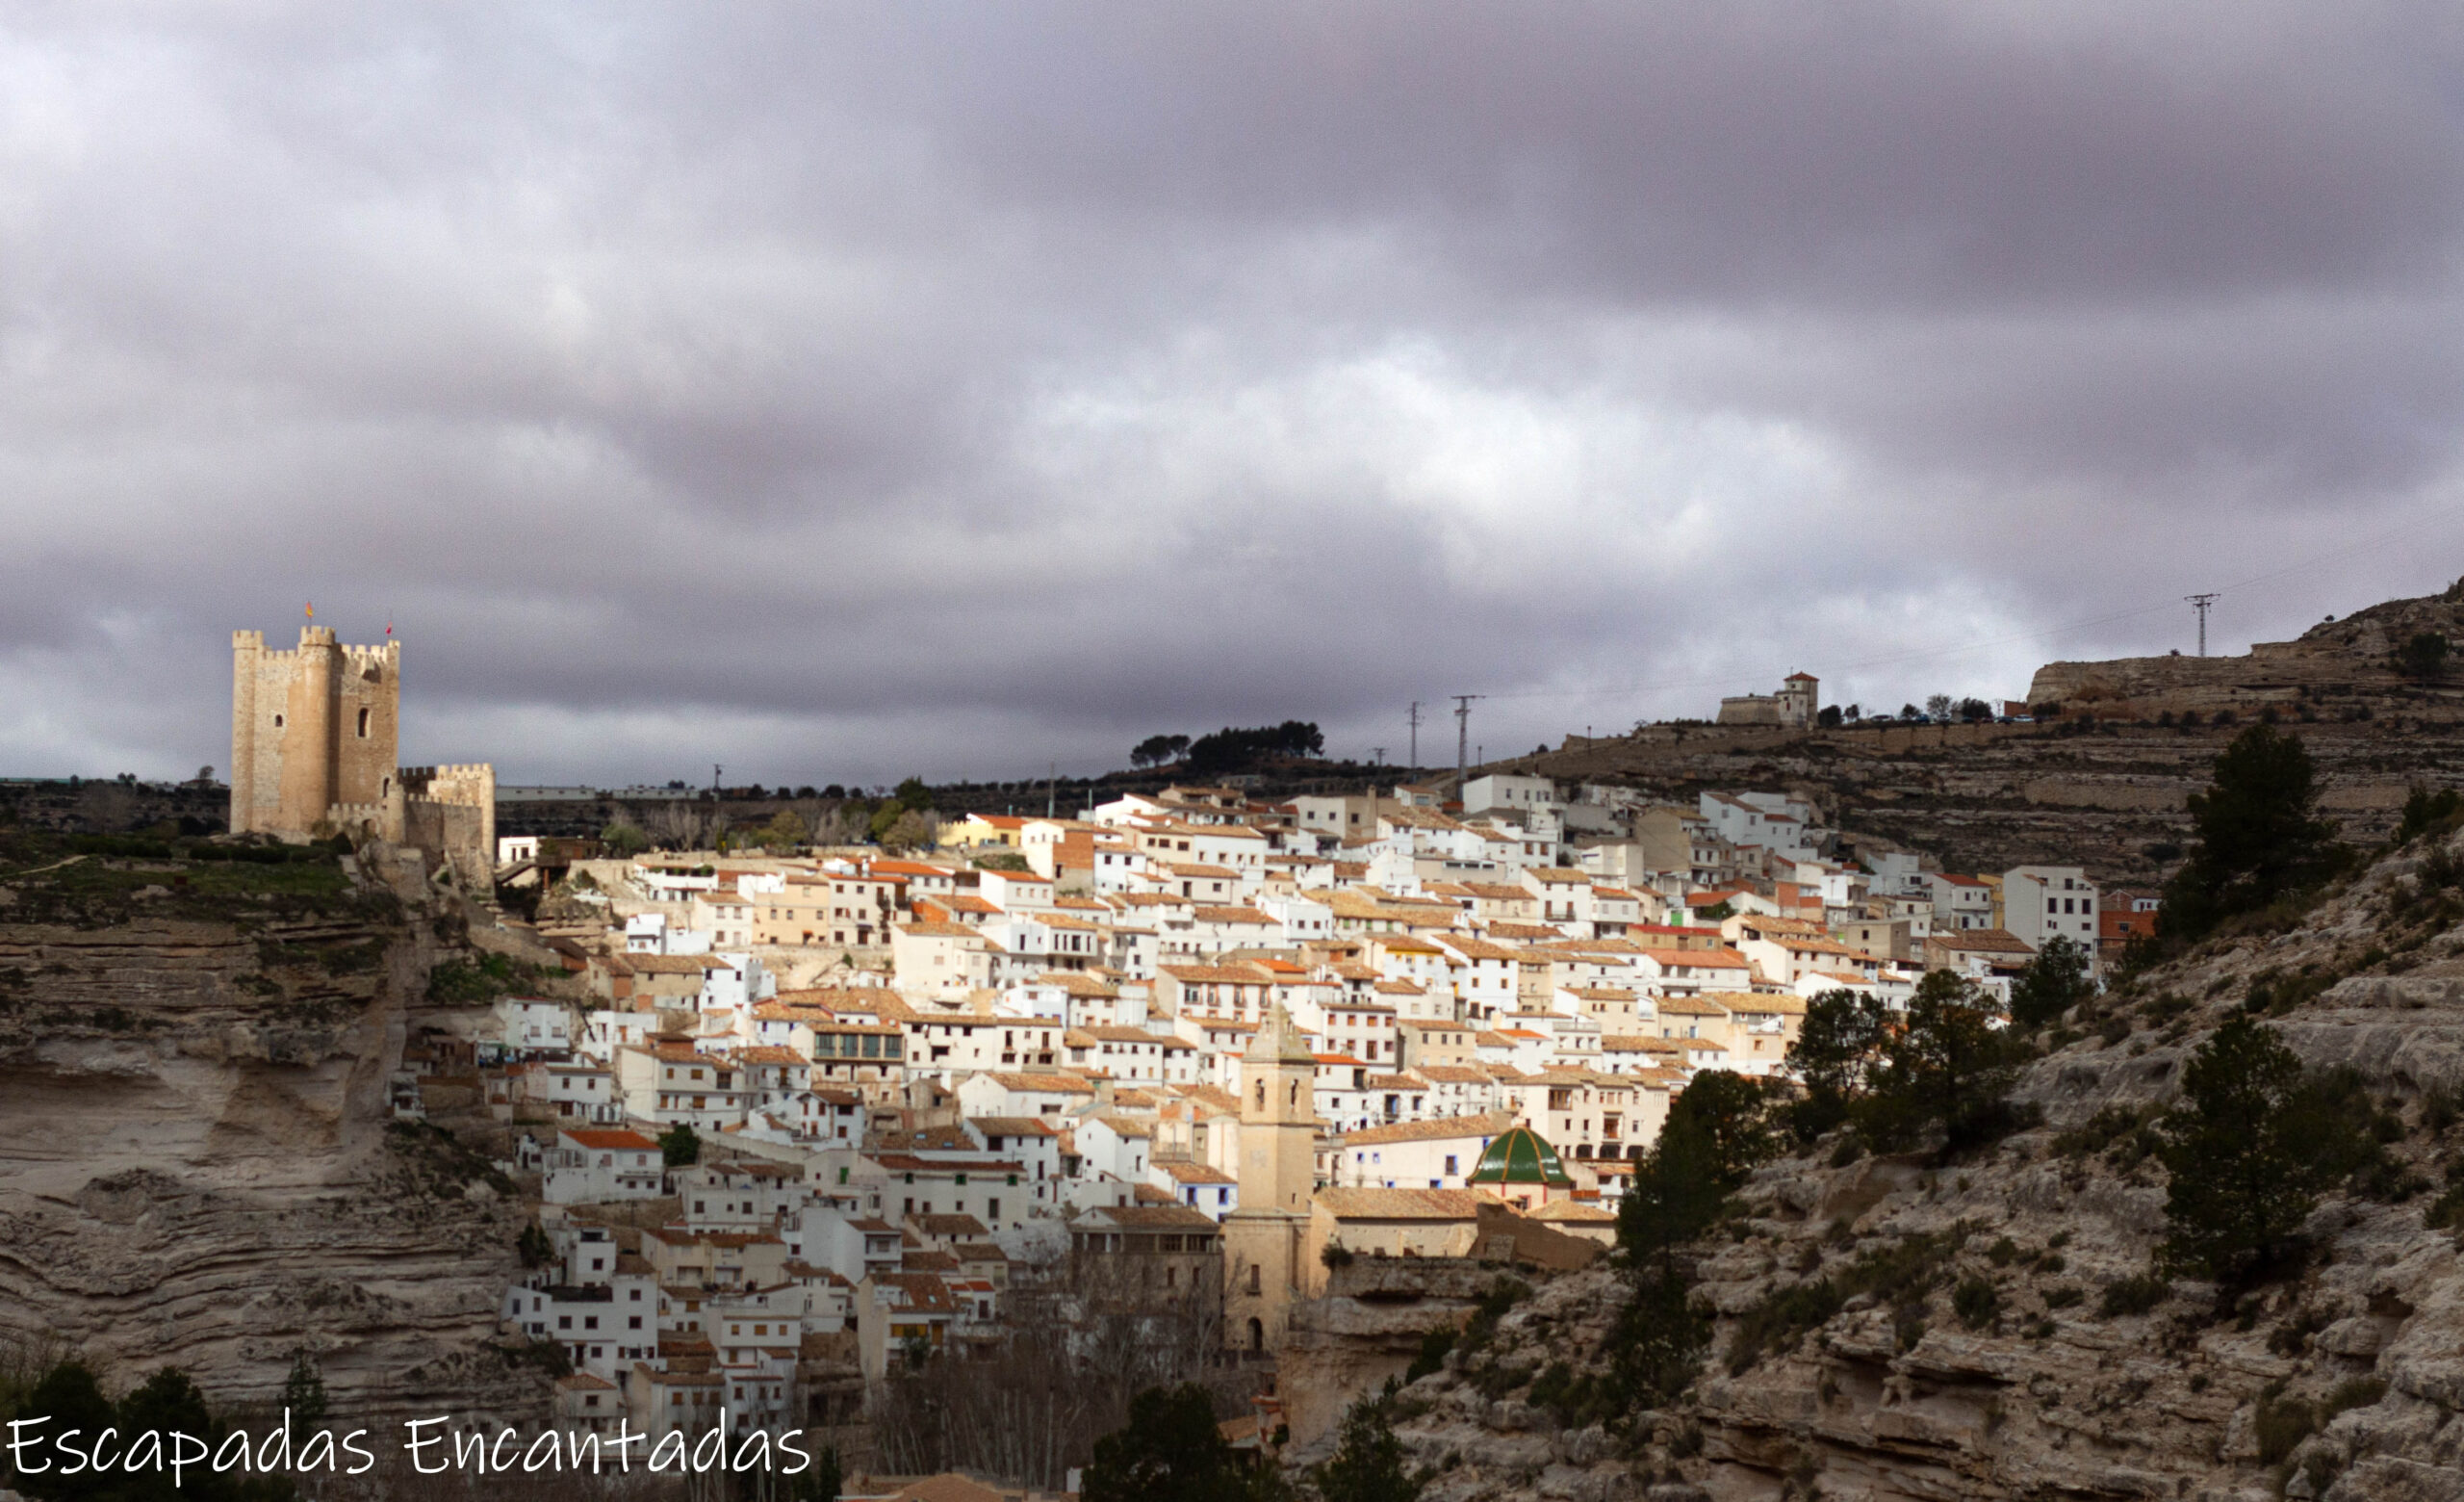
xmin=1354 ymin=738 xmax=2464 ymax=1501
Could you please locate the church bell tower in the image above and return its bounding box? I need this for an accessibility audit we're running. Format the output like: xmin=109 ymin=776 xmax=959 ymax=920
xmin=1222 ymin=1001 xmax=1319 ymax=1354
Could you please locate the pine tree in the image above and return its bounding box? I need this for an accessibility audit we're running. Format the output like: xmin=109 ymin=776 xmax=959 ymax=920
xmin=281 ymin=1349 xmax=328 ymax=1427
xmin=659 ymin=1122 xmax=701 ymax=1167
xmin=1082 ymin=1385 xmax=1246 ymax=1502
xmin=1857 ymin=970 xmax=2026 ymax=1152
xmin=1314 ymin=1393 xmax=1420 ymax=1502
xmin=2156 ymin=1015 xmax=2354 ymax=1282
xmin=1616 ymin=1111 xmax=1728 ymax=1279
xmin=792 ymin=1445 xmax=842 ymax=1502
xmin=1784 ymin=988 xmax=1889 ymax=1140
xmin=2009 ymin=934 xmax=2094 ymax=1029
xmin=2163 ymin=724 xmax=2343 ymax=939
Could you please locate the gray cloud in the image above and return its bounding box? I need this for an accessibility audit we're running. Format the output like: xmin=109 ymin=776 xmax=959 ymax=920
xmin=6 ymin=2 xmax=2464 ymax=785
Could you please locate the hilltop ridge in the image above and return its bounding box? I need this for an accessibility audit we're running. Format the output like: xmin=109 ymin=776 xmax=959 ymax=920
xmin=1501 ymin=583 xmax=2464 ymax=885
xmin=2028 ymin=582 xmax=2464 ymax=715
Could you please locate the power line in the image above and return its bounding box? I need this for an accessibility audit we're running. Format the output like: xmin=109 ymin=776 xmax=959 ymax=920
xmin=1452 ymin=694 xmax=1483 ymax=791
xmin=1478 ymin=496 xmax=2464 ymax=711
xmin=2186 ymin=593 xmax=2219 ymax=657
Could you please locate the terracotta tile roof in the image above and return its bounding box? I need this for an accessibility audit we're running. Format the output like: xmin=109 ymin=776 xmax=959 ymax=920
xmin=1340 ymin=1110 xmax=1513 ymax=1147
xmin=1155 ymin=1159 xmax=1238 ymax=1184
xmin=1316 ymin=1186 xmax=1486 ymax=1220
xmin=561 ymin=1128 xmax=659 ymax=1151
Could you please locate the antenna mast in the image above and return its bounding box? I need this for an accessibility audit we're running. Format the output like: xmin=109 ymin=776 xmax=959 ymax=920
xmin=1407 ymin=701 xmax=1422 ymax=771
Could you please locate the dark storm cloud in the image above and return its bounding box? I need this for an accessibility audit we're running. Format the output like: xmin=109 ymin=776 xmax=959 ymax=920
xmin=6 ymin=2 xmax=2464 ymax=783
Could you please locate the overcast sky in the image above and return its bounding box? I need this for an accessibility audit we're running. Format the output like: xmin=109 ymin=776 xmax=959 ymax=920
xmin=8 ymin=3 xmax=2464 ymax=788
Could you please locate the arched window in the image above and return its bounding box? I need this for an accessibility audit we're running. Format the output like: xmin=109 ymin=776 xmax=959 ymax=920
xmin=1253 ymin=1081 xmax=1266 ymax=1109
xmin=1288 ymin=1080 xmax=1299 ymax=1108
xmin=1247 ymin=1317 xmax=1265 ymax=1352
xmin=356 ymin=708 xmax=372 ymax=738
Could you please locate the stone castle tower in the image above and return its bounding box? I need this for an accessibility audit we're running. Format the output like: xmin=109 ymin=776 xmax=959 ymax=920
xmin=229 ymin=625 xmax=495 ymax=881
xmin=1221 ymin=1000 xmax=1319 ymax=1354
xmin=230 ymin=627 xmax=402 ymax=837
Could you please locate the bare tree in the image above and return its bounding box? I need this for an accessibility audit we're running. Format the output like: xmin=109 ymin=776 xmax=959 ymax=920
xmin=867 ymin=1254 xmax=1250 ymax=1490
xmin=644 ymin=802 xmax=710 ymax=850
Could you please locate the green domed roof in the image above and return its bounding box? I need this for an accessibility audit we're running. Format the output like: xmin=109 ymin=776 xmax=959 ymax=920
xmin=1466 ymin=1126 xmax=1573 ymax=1188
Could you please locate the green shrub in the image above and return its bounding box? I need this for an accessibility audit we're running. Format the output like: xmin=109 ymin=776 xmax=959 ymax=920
xmin=2255 ymin=1393 xmax=2316 ymax=1465
xmin=1952 ymin=1277 xmax=2001 ymax=1331
xmin=2040 ymin=1284 xmax=2083 ymax=1309
xmin=1454 ymin=1277 xmax=1528 ymax=1360
xmin=425 ymin=950 xmax=544 ymax=1004
xmin=2324 ymin=1376 xmax=2387 ymax=1417
xmin=1727 ymin=1230 xmax=1956 ymax=1373
xmin=2099 ymin=1273 xmax=2169 ymax=1317
xmin=1403 ymin=1324 xmax=1456 ymax=1384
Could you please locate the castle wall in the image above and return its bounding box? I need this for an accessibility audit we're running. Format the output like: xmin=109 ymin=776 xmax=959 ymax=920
xmin=402 ymin=764 xmax=498 ymax=887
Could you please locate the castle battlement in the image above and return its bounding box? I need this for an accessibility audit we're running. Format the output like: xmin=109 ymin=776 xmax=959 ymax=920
xmin=403 ymin=762 xmax=495 ymax=780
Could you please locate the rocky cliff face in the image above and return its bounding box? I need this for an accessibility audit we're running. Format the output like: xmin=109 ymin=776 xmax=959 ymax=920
xmin=0 ymin=842 xmax=544 ymax=1423
xmin=1345 ymin=834 xmax=2464 ymax=1500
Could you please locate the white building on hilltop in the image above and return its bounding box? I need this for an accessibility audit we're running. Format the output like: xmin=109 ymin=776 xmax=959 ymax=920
xmin=1717 ymin=672 xmax=1818 ymax=729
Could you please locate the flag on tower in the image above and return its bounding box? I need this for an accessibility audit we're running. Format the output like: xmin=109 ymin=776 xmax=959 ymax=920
xmin=304 ymin=602 xmax=314 ymax=618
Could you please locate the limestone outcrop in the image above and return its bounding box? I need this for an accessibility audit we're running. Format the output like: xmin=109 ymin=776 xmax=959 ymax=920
xmin=0 ymin=844 xmax=546 ymax=1423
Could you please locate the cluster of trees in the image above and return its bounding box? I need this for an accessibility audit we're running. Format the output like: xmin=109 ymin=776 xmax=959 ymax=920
xmin=871 ymin=1256 xmax=1231 ymax=1491
xmin=1130 ymin=735 xmax=1193 ymax=767
xmin=1131 ymin=723 xmax=1325 ymax=777
xmin=860 ymin=778 xmax=938 ymax=850
xmin=1785 ymin=971 xmax=2033 ymax=1155
xmin=0 ymin=1358 xmax=305 ymax=1502
xmin=583 ymin=777 xmax=948 ymax=858
xmin=1080 ymin=1383 xmax=1417 ymax=1502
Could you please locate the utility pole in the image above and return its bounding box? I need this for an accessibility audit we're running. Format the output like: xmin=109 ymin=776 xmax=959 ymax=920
xmin=1452 ymin=694 xmax=1483 ymax=792
xmin=712 ymin=764 xmax=723 ymax=794
xmin=2186 ymin=593 xmax=2219 ymax=657
xmin=1372 ymin=746 xmax=1386 ymax=766
xmin=1407 ymin=702 xmax=1423 ymax=771
xmin=1047 ymin=762 xmax=1057 ymax=819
